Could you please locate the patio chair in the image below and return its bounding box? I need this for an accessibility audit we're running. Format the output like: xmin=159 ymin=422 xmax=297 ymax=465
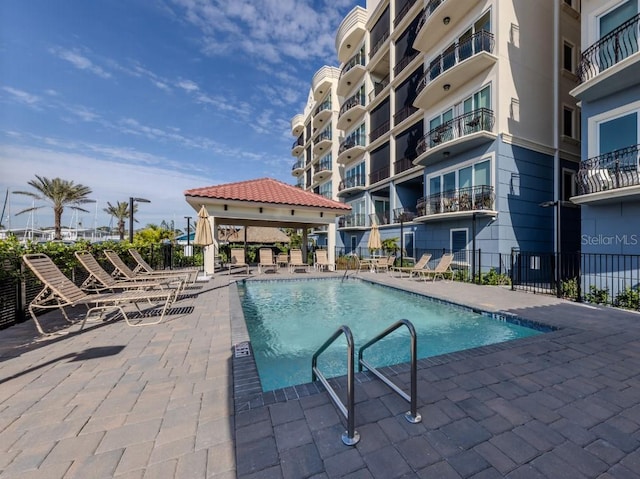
xmin=228 ymin=248 xmax=250 ymax=275
xmin=375 ymin=255 xmax=396 ymax=274
xmin=276 ymin=252 xmax=289 ymax=269
xmin=75 ymin=251 xmax=180 ymax=296
xmin=129 ymin=248 xmax=199 ymax=283
xmin=420 ymin=253 xmax=455 ymax=282
xmin=391 ymin=253 xmax=432 ymax=278
xmin=288 ymin=249 xmax=309 ymax=273
xmin=258 ymin=248 xmax=278 ymax=274
xmin=314 ymin=249 xmax=334 ymax=272
xmin=104 ymin=250 xmax=189 ymax=292
xmin=23 ymin=253 xmax=176 ymax=335
xmin=356 ymin=256 xmax=377 ymax=273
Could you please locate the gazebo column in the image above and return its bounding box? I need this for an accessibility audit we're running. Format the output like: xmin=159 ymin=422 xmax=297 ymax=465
xmin=203 ymin=216 xmax=218 ymax=276
xmin=302 ymin=228 xmax=308 ymax=264
xmin=327 ymin=221 xmax=336 ymax=270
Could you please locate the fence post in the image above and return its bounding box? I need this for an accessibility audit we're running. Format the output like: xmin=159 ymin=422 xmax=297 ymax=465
xmin=477 ymin=249 xmax=481 ymax=283
xmin=510 ymin=248 xmax=516 ymax=291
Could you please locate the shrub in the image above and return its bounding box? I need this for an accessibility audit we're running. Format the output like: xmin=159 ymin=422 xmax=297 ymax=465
xmin=584 ymin=285 xmax=609 ymax=305
xmin=614 ymin=287 xmax=640 ymax=310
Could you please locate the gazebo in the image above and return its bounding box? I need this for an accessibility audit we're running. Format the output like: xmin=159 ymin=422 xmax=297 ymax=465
xmin=184 ymin=178 xmax=351 ymax=274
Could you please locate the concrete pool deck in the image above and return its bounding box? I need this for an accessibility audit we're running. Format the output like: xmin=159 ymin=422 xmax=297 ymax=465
xmin=1 ymin=269 xmax=640 ymax=478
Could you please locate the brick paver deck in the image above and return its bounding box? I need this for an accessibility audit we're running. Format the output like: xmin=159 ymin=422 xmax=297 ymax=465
xmin=1 ymin=268 xmax=640 ymax=478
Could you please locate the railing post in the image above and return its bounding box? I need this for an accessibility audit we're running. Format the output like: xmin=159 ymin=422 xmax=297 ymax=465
xmin=510 ymin=248 xmax=516 ymax=291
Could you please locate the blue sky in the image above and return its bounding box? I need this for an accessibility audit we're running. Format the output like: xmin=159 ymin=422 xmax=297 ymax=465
xmin=0 ymin=0 xmax=364 ymax=232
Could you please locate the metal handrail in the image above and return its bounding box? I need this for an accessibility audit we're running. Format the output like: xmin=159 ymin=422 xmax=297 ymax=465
xmin=357 ymin=319 xmax=422 ymax=424
xmin=311 ymin=325 xmax=360 ymax=446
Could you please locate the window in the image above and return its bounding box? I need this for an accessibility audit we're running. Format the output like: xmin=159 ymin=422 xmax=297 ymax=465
xmin=373 ymin=198 xmax=390 ymax=224
xmin=563 ymin=107 xmax=574 ymax=138
xmin=345 ymin=162 xmax=366 ymax=187
xmin=562 ymin=169 xmax=576 ymax=201
xmin=563 ymin=41 xmax=574 ymax=72
xmin=451 ymin=229 xmax=468 ymax=253
xmin=319 ymin=181 xmax=332 ymax=199
xmin=429 ymin=159 xmax=492 ymax=196
xmin=403 ymin=231 xmax=415 ymax=260
xmin=350 ymin=235 xmax=357 ymax=253
xmin=599 ymin=111 xmax=638 ymax=155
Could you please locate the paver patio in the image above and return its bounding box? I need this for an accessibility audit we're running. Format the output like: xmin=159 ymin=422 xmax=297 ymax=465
xmin=1 ymin=268 xmax=640 ymax=478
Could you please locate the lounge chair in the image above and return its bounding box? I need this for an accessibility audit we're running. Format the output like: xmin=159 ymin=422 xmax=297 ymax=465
xmin=420 ymin=253 xmax=455 ymax=282
xmin=104 ymin=250 xmax=189 ymax=291
xmin=258 ymin=248 xmax=278 ymax=274
xmin=129 ymin=248 xmax=199 ymax=283
xmin=314 ymin=249 xmax=334 ymax=271
xmin=288 ymin=249 xmax=309 ymax=273
xmin=392 ymin=253 xmax=432 ymax=278
xmin=75 ymin=251 xmax=180 ymax=295
xmin=228 ymin=248 xmax=250 ymax=275
xmin=23 ymin=253 xmax=176 ymax=335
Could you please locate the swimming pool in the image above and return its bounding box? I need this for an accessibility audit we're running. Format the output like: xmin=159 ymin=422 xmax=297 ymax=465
xmin=239 ymin=278 xmax=544 ymax=391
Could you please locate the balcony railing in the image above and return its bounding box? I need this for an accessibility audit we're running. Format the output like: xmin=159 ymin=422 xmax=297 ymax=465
xmin=369 ymin=166 xmax=390 ymax=184
xmin=368 ymin=75 xmax=390 ymax=102
xmin=394 ymin=157 xmax=415 ymax=175
xmin=369 ymin=212 xmax=391 ymax=226
xmin=416 ymin=185 xmax=495 ymax=216
xmin=315 ymin=127 xmax=332 ymax=144
xmin=339 ymin=174 xmax=366 ymax=191
xmin=577 ymin=14 xmax=640 ymax=83
xmin=393 ymin=207 xmax=417 ymax=222
xmin=315 ymin=97 xmax=332 ymax=115
xmin=393 ymin=105 xmax=419 ymax=126
xmin=292 ymin=159 xmax=304 ymax=171
xmin=416 ymin=0 xmax=446 ymax=34
xmin=370 ymin=31 xmax=390 ymax=59
xmin=370 ymin=120 xmax=391 ymax=143
xmin=339 ymin=132 xmax=366 ymax=154
xmin=341 ymin=49 xmax=366 ymax=78
xmin=393 ymin=50 xmax=419 ymax=76
xmin=292 ymin=135 xmax=304 ymax=150
xmin=339 ymin=91 xmax=366 ymax=118
xmin=416 ymin=108 xmax=495 ymax=156
xmin=338 ymin=213 xmax=366 ymax=228
xmin=394 ymin=0 xmax=419 ymax=27
xmin=417 ymin=30 xmax=495 ymax=94
xmin=576 ymin=144 xmax=640 ymax=195
xmin=316 ymin=158 xmax=332 ymax=174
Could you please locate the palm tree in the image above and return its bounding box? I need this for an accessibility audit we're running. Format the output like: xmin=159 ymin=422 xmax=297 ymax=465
xmin=14 ymin=176 xmax=93 ymax=240
xmin=103 ymin=201 xmax=137 ymax=240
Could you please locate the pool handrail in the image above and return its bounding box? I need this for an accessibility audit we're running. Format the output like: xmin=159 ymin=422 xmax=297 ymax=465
xmin=311 ymin=325 xmax=360 ymax=446
xmin=357 ymin=319 xmax=422 ymax=424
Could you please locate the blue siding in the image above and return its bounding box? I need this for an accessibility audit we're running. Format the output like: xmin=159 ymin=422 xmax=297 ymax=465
xmin=581 ymin=201 xmax=640 ymax=255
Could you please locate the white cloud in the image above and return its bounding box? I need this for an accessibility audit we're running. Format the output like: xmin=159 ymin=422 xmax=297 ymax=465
xmin=2 ymin=86 xmax=41 ymax=107
xmin=50 ymin=47 xmax=112 ymax=79
xmin=177 ymin=79 xmax=200 ymax=92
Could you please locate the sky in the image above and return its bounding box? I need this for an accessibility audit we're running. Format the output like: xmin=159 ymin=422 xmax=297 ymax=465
xmin=0 ymin=0 xmax=365 ymax=232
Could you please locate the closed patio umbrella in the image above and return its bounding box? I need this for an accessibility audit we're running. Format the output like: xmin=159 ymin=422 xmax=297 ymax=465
xmin=367 ymin=220 xmax=382 ymax=254
xmin=194 ymin=205 xmax=213 ymax=246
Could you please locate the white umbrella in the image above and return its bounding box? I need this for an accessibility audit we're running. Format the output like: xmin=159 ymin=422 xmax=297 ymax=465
xmin=368 ymin=221 xmax=382 ymax=253
xmin=194 ymin=205 xmax=213 ymax=246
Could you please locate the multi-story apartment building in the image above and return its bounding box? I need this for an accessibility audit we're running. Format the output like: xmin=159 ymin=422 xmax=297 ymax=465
xmin=291 ymin=0 xmax=581 ymax=270
xmin=570 ymin=0 xmax=640 ymax=256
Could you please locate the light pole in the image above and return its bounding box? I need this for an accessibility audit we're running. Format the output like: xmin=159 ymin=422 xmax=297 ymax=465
xmin=539 ymin=200 xmax=561 ymax=297
xmin=129 ymin=197 xmax=151 ymax=243
xmin=184 ymin=216 xmax=192 ymax=257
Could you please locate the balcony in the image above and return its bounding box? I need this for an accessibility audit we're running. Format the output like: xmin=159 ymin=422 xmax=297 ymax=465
xmin=415 ymin=185 xmax=496 ymax=221
xmin=370 ymin=120 xmax=391 ymax=144
xmin=337 ymin=133 xmax=366 ymax=164
xmin=414 ymin=30 xmax=496 ymax=110
xmin=369 ymin=166 xmax=390 ymax=185
xmin=572 ymin=144 xmax=640 ymax=205
xmin=393 ymin=105 xmax=419 ymax=127
xmin=368 ymin=75 xmax=390 ymax=105
xmin=414 ymin=108 xmax=496 ymax=166
xmin=291 ymin=159 xmax=304 ymax=176
xmin=338 ymin=213 xmax=367 ymax=229
xmin=394 ymin=0 xmax=419 ymax=28
xmin=572 ymin=14 xmax=640 ymax=102
xmin=393 ymin=207 xmax=417 ymax=223
xmin=338 ymin=49 xmax=366 ymax=97
xmin=291 ymin=135 xmax=304 ymax=157
xmin=291 ymin=114 xmax=304 ymax=137
xmin=369 ymin=31 xmax=390 ymax=62
xmin=413 ymin=0 xmax=477 ymax=53
xmin=312 ymin=66 xmax=340 ymax=102
xmin=337 ymin=92 xmax=366 ymax=130
xmin=394 ymin=157 xmax=418 ymax=176
xmin=313 ymin=159 xmax=333 ymax=182
xmin=313 ymin=98 xmax=333 ymax=129
xmin=393 ymin=51 xmax=420 ymax=77
xmin=313 ymin=128 xmax=332 ymax=156
xmin=336 ymin=6 xmax=368 ymax=64
xmin=338 ymin=175 xmax=366 ymax=197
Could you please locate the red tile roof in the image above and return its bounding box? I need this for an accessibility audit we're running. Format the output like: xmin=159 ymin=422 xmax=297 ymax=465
xmin=184 ymin=178 xmax=351 ymax=211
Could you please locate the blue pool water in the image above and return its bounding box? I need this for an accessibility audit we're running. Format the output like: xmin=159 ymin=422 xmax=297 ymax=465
xmin=238 ymin=279 xmax=543 ymax=391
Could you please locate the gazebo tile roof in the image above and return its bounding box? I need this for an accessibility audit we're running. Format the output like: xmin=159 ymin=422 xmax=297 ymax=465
xmin=184 ymin=178 xmax=351 ymax=211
